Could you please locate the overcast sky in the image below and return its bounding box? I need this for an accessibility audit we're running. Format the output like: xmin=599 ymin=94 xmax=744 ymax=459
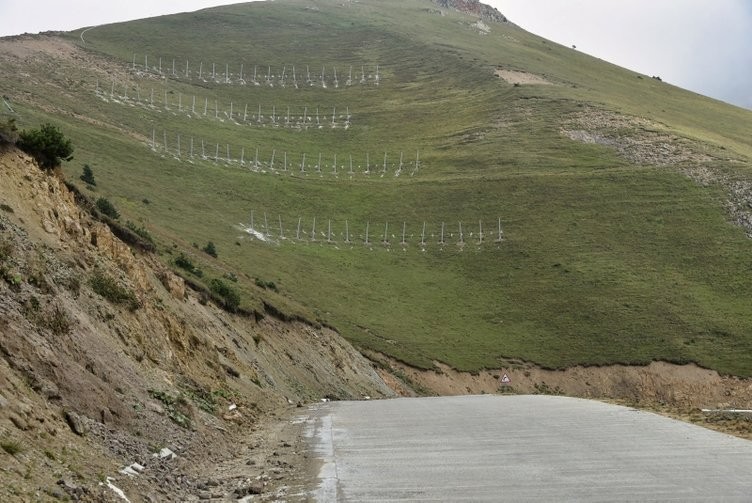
xmin=1 ymin=0 xmax=750 ymax=109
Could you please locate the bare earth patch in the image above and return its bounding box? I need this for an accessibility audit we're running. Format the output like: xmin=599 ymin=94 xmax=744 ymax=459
xmin=561 ymin=106 xmax=752 ymax=237
xmin=560 ymin=107 xmax=715 ymax=167
xmin=0 ymin=35 xmax=81 ymax=60
xmin=495 ymin=68 xmax=552 ymax=85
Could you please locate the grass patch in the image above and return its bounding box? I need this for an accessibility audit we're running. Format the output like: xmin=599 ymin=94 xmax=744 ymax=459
xmin=1 ymin=439 xmax=23 ymax=456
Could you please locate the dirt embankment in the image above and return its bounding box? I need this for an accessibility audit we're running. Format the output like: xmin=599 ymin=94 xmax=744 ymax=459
xmin=371 ymin=354 xmax=752 ymax=438
xmin=0 ymin=146 xmax=393 ymax=501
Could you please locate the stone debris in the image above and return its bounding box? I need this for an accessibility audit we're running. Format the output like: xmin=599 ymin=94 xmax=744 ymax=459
xmin=120 ymin=462 xmax=146 ymax=477
xmin=157 ymin=447 xmax=176 ymax=460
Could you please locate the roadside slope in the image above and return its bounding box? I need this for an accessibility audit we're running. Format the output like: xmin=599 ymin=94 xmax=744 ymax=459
xmin=0 ymin=145 xmax=393 ymax=501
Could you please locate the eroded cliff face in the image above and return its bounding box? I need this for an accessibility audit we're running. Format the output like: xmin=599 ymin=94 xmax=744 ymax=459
xmin=0 ymin=146 xmax=393 ymax=501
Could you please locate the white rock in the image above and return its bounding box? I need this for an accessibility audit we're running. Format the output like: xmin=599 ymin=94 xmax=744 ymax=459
xmin=119 ymin=466 xmax=139 ymax=477
xmin=159 ymin=447 xmax=176 ymax=460
xmin=104 ymin=477 xmax=132 ymax=502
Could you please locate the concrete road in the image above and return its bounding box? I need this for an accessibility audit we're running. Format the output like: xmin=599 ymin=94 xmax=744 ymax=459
xmin=304 ymin=395 xmax=752 ymax=501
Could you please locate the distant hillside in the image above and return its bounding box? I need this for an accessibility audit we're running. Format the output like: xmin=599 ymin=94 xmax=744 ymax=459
xmin=1 ymin=0 xmax=751 ymax=379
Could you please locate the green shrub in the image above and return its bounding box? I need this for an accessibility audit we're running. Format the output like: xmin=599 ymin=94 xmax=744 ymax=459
xmin=80 ymin=164 xmax=96 ymax=186
xmin=174 ymin=253 xmax=203 ymax=277
xmin=255 ymin=278 xmax=278 ymax=292
xmin=89 ymin=270 xmax=139 ymax=310
xmin=0 ymin=204 xmax=13 ymax=213
xmin=209 ymin=278 xmax=240 ymax=312
xmin=203 ymin=241 xmax=217 ymax=258
xmin=17 ymin=123 xmax=73 ymax=170
xmin=95 ymin=197 xmax=119 ymax=219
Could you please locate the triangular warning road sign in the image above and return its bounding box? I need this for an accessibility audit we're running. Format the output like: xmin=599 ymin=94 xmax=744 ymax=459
xmin=500 ymin=373 xmax=511 ymax=384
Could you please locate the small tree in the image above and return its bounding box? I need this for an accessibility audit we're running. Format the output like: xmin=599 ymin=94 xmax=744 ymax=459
xmin=95 ymin=197 xmax=119 ymax=219
xmin=80 ymin=164 xmax=96 ymax=186
xmin=17 ymin=123 xmax=74 ymax=170
xmin=203 ymin=241 xmax=217 ymax=258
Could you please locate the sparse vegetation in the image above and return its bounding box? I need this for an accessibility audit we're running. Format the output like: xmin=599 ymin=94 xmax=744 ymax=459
xmin=209 ymin=278 xmax=241 ymax=313
xmin=89 ymin=269 xmax=139 ymax=310
xmin=1 ymin=439 xmax=23 ymax=456
xmin=24 ymin=298 xmax=71 ymax=334
xmin=125 ymin=220 xmax=154 ymax=244
xmin=41 ymin=304 xmax=72 ymax=335
xmin=533 ymin=382 xmax=564 ymax=396
xmin=0 ymin=204 xmax=13 ymax=213
xmin=174 ymin=253 xmax=203 ymax=277
xmin=95 ymin=197 xmax=119 ymax=219
xmin=255 ymin=278 xmax=278 ymax=292
xmin=181 ymin=387 xmax=217 ymax=414
xmin=148 ymin=389 xmax=193 ymax=428
xmin=17 ymin=123 xmax=73 ymax=170
xmin=0 ymin=239 xmax=12 ymax=263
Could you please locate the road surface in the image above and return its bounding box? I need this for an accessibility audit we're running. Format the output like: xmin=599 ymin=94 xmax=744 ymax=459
xmin=303 ymin=395 xmax=752 ymax=501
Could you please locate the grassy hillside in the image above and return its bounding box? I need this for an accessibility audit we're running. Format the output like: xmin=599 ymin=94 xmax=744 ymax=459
xmin=2 ymin=0 xmax=752 ymax=374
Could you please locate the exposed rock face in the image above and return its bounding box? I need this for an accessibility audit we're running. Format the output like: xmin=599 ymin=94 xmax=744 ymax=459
xmin=433 ymin=0 xmax=508 ymax=23
xmin=0 ymin=146 xmax=394 ymax=501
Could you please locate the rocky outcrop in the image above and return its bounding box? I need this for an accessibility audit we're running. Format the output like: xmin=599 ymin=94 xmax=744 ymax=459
xmin=433 ymin=0 xmax=508 ymax=23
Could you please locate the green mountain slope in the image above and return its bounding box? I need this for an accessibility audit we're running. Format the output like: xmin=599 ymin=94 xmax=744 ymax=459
xmin=2 ymin=0 xmax=752 ymax=374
